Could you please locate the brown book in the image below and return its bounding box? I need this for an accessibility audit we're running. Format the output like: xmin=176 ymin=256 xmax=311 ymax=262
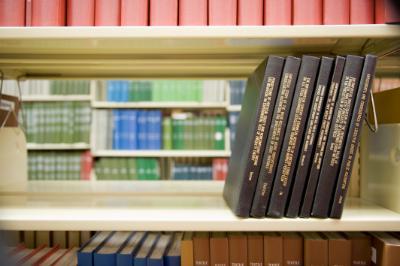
xmin=324 ymin=232 xmax=351 ymax=266
xmin=282 ymin=233 xmax=303 ymax=266
xmin=371 ymin=232 xmax=400 ymax=266
xmin=194 ymin=232 xmax=210 ymax=266
xmin=229 ymin=232 xmax=248 ymax=266
xmin=264 ymin=232 xmax=283 ymax=266
xmin=302 ymin=232 xmax=328 ymax=266
xmin=181 ymin=232 xmax=194 ymax=266
xmin=248 ymin=233 xmax=263 ymax=266
xmin=210 ymin=232 xmax=229 ymax=266
xmin=344 ymin=232 xmax=371 ymax=266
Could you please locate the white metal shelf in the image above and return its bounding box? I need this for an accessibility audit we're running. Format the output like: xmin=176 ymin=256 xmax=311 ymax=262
xmin=0 ymin=25 xmax=399 ymax=78
xmin=92 ymin=101 xmax=229 ymax=109
xmin=92 ymin=150 xmax=231 ymax=157
xmin=27 ymin=143 xmax=90 ymax=150
xmin=22 ymin=95 xmax=91 ymax=102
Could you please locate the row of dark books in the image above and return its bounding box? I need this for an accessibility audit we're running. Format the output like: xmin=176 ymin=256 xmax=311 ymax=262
xmin=229 ymin=80 xmax=246 ymax=105
xmin=224 ymin=54 xmax=377 ymax=219
xmin=1 ymin=0 xmax=399 ymax=26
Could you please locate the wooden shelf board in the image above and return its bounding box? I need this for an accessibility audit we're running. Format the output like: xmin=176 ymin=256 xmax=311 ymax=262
xmin=92 ymin=150 xmax=231 ymax=157
xmin=27 ymin=143 xmax=90 ymax=150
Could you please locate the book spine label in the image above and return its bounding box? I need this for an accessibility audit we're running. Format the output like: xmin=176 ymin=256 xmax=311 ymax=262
xmin=267 ymin=55 xmax=320 ymax=217
xmin=293 ymin=0 xmax=323 ymax=25
xmin=95 ymin=0 xmax=120 ymax=26
xmin=250 ymin=56 xmax=301 ymax=218
xmin=264 ymin=0 xmax=291 ymax=25
xmin=286 ymin=57 xmax=334 ymax=218
xmin=248 ymin=234 xmax=263 ymax=266
xmin=121 ymin=0 xmax=148 ymax=26
xmin=209 ymin=0 xmax=237 ymax=25
xmin=330 ymin=54 xmax=377 ymax=218
xmin=150 ymin=0 xmax=178 ymax=26
xmin=179 ymin=0 xmax=207 ymax=25
xmin=311 ymin=55 xmax=365 ymax=218
xmin=67 ymin=0 xmax=95 ymax=26
xmin=193 ymin=234 xmax=210 ymax=266
xmin=299 ymin=56 xmax=345 ymax=217
xmin=323 ymin=0 xmax=350 ymax=24
xmin=238 ymin=0 xmax=263 ymax=25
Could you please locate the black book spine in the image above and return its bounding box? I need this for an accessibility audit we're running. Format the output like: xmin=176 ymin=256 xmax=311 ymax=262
xmin=330 ymin=55 xmax=377 ymax=218
xmin=299 ymin=56 xmax=346 ymax=218
xmin=223 ymin=56 xmax=285 ymax=217
xmin=311 ymin=55 xmax=365 ymax=218
xmin=285 ymin=57 xmax=334 ymax=218
xmin=267 ymin=55 xmax=321 ymax=218
xmin=250 ymin=56 xmax=301 ymax=218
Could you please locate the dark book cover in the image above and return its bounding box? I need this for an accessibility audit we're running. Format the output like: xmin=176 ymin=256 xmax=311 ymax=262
xmin=371 ymin=232 xmax=400 ymax=266
xmin=248 ymin=233 xmax=263 ymax=266
xmin=229 ymin=233 xmax=248 ymax=266
xmin=193 ymin=232 xmax=210 ymax=266
xmin=303 ymin=232 xmax=328 ymax=266
xmin=330 ymin=55 xmax=377 ymax=218
xmin=286 ymin=56 xmax=334 ymax=218
xmin=324 ymin=232 xmax=351 ymax=266
xmin=250 ymin=56 xmax=301 ymax=217
xmin=223 ymin=56 xmax=285 ymax=217
xmin=345 ymin=232 xmax=371 ymax=266
xmin=299 ymin=56 xmax=346 ymax=218
xmin=311 ymin=55 xmax=365 ymax=218
xmin=264 ymin=233 xmax=283 ymax=266
xmin=267 ymin=55 xmax=321 ymax=218
xmin=282 ymin=233 xmax=303 ymax=266
xmin=210 ymin=232 xmax=228 ymax=266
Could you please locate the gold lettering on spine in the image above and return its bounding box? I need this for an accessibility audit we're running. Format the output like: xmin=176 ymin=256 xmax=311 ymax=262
xmin=248 ymin=77 xmax=276 ymax=181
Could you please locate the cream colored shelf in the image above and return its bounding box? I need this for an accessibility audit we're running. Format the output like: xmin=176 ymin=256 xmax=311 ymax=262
xmin=92 ymin=150 xmax=231 ymax=157
xmin=1 ymin=25 xmax=399 ymax=78
xmin=27 ymin=143 xmax=90 ymax=150
xmin=92 ymin=101 xmax=229 ymax=109
xmin=22 ymin=95 xmax=91 ymax=102
xmin=227 ymin=105 xmax=242 ymax=112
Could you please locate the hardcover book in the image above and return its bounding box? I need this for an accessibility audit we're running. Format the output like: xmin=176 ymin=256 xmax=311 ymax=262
xmin=210 ymin=232 xmax=229 ymax=266
xmin=345 ymin=232 xmax=371 ymax=266
xmin=238 ymin=0 xmax=263 ymax=25
xmin=31 ymin=0 xmax=65 ymax=26
xmin=150 ymin=0 xmax=178 ymax=26
xmin=323 ymin=0 xmax=350 ymax=24
xmin=193 ymin=232 xmax=210 ymax=266
xmin=134 ymin=233 xmax=160 ymax=266
xmin=181 ymin=232 xmax=194 ymax=266
xmin=0 ymin=0 xmax=25 ymax=26
xmin=94 ymin=232 xmax=132 ymax=266
xmin=371 ymin=232 xmax=400 ymax=266
xmin=209 ymin=0 xmax=237 ymax=25
xmin=95 ymin=0 xmax=120 ymax=26
xmin=67 ymin=0 xmax=95 ymax=26
xmin=121 ymin=0 xmax=148 ymax=26
xmin=248 ymin=233 xmax=264 ymax=266
xmin=303 ymin=232 xmax=328 ymax=266
xmin=324 ymin=232 xmax=351 ymax=266
xmin=282 ymin=233 xmax=303 ymax=266
xmin=264 ymin=0 xmax=292 ymax=25
xmin=117 ymin=232 xmax=146 ymax=266
xmin=179 ymin=0 xmax=207 ymax=25
xmin=229 ymin=233 xmax=248 ymax=266
xmin=350 ymin=0 xmax=374 ymax=24
xmin=264 ymin=233 xmax=283 ymax=266
xmin=293 ymin=0 xmax=323 ymax=25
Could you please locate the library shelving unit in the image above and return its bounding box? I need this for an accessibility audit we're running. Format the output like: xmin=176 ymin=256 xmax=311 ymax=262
xmin=26 ymin=143 xmax=91 ymax=150
xmin=0 ymin=25 xmax=400 ymax=232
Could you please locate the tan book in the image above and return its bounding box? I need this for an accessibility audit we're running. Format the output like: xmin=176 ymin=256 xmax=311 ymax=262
xmin=67 ymin=231 xmax=80 ymax=248
xmin=194 ymin=232 xmax=210 ymax=266
xmin=344 ymin=232 xmax=371 ymax=266
xmin=371 ymin=232 xmax=400 ymax=266
xmin=324 ymin=232 xmax=351 ymax=266
xmin=181 ymin=232 xmax=194 ymax=266
xmin=53 ymin=231 xmax=67 ymax=248
xmin=302 ymin=232 xmax=328 ymax=266
xmin=80 ymin=231 xmax=92 ymax=245
xmin=282 ymin=232 xmax=303 ymax=266
xmin=264 ymin=232 xmax=283 ymax=266
xmin=229 ymin=232 xmax=248 ymax=266
xmin=36 ymin=231 xmax=50 ymax=247
xmin=248 ymin=232 xmax=263 ymax=266
xmin=23 ymin=231 xmax=35 ymax=249
xmin=210 ymin=232 xmax=229 ymax=266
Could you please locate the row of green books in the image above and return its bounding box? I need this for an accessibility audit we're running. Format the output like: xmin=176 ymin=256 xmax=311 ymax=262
xmin=24 ymin=102 xmax=91 ymax=144
xmin=95 ymin=158 xmax=160 ymax=180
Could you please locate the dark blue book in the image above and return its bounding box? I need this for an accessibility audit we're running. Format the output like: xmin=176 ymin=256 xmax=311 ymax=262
xmin=112 ymin=110 xmax=121 ymax=150
xmin=137 ymin=110 xmax=148 ymax=150
xmin=164 ymin=232 xmax=183 ymax=266
xmin=148 ymin=234 xmax=173 ymax=266
xmin=116 ymin=232 xmax=147 ymax=266
xmin=77 ymin=231 xmax=113 ymax=266
xmin=121 ymin=110 xmax=130 ymax=150
xmin=134 ymin=233 xmax=160 ymax=266
xmin=147 ymin=110 xmax=162 ymax=150
xmin=127 ymin=110 xmax=138 ymax=150
xmin=94 ymin=232 xmax=132 ymax=266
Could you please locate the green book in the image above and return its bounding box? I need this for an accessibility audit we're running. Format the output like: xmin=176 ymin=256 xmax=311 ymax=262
xmin=162 ymin=117 xmax=172 ymax=150
xmin=102 ymin=158 xmax=111 ymax=180
xmin=137 ymin=159 xmax=146 ymax=180
xmin=152 ymin=80 xmax=162 ymax=102
xmin=214 ymin=116 xmax=226 ymax=150
xmin=127 ymin=158 xmax=137 ymax=180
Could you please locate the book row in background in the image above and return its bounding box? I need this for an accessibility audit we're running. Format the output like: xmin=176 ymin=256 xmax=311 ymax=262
xmin=224 ymin=54 xmax=377 ymax=219
xmin=1 ymin=0 xmax=399 ymax=27
xmin=23 ymin=102 xmax=91 ymax=144
xmin=4 ymin=231 xmax=400 ymax=266
xmin=28 ymin=152 xmax=228 ymax=181
xmin=94 ymin=110 xmax=227 ymax=151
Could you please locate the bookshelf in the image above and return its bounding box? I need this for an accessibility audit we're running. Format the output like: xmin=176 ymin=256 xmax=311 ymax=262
xmin=21 ymin=95 xmax=92 ymax=102
xmin=91 ymin=101 xmax=229 ymax=109
xmin=0 ymin=25 xmax=400 ymax=231
xmin=27 ymin=143 xmax=90 ymax=150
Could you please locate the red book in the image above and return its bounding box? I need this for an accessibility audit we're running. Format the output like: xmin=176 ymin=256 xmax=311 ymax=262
xmin=121 ymin=0 xmax=148 ymax=26
xmin=264 ymin=0 xmax=291 ymax=25
xmin=32 ymin=0 xmax=66 ymax=26
xmin=95 ymin=0 xmax=120 ymax=26
xmin=80 ymin=151 xmax=93 ymax=180
xmin=0 ymin=0 xmax=25 ymax=26
xmin=209 ymin=0 xmax=237 ymax=25
xmin=375 ymin=0 xmax=400 ymax=24
xmin=293 ymin=0 xmax=322 ymax=25
xmin=238 ymin=0 xmax=263 ymax=25
xmin=324 ymin=0 xmax=350 ymax=24
xmin=150 ymin=0 xmax=178 ymax=26
xmin=179 ymin=0 xmax=207 ymax=25
xmin=350 ymin=0 xmax=374 ymax=24
xmin=67 ymin=0 xmax=94 ymax=26
xmin=26 ymin=0 xmax=32 ymax=26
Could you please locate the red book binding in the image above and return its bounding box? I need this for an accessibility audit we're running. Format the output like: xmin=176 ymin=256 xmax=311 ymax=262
xmin=150 ymin=0 xmax=178 ymax=26
xmin=95 ymin=0 xmax=120 ymax=26
xmin=67 ymin=0 xmax=94 ymax=26
xmin=209 ymin=0 xmax=237 ymax=25
xmin=350 ymin=0 xmax=374 ymax=24
xmin=121 ymin=0 xmax=148 ymax=26
xmin=264 ymin=0 xmax=291 ymax=25
xmin=238 ymin=0 xmax=263 ymax=25
xmin=375 ymin=0 xmax=400 ymax=24
xmin=0 ymin=0 xmax=25 ymax=26
xmin=293 ymin=0 xmax=322 ymax=25
xmin=32 ymin=0 xmax=66 ymax=26
xmin=26 ymin=0 xmax=32 ymax=26
xmin=80 ymin=151 xmax=93 ymax=181
xmin=324 ymin=0 xmax=350 ymax=24
xmin=179 ymin=0 xmax=207 ymax=25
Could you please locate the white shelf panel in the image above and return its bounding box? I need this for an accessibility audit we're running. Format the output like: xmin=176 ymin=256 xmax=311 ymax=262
xmin=0 ymin=25 xmax=399 ymax=78
xmin=92 ymin=150 xmax=231 ymax=157
xmin=22 ymin=95 xmax=91 ymax=102
xmin=92 ymin=101 xmax=228 ymax=109
xmin=227 ymin=105 xmax=242 ymax=112
xmin=27 ymin=143 xmax=90 ymax=150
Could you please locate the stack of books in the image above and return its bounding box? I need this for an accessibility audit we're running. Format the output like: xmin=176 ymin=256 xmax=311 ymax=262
xmin=224 ymin=54 xmax=377 ymax=219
